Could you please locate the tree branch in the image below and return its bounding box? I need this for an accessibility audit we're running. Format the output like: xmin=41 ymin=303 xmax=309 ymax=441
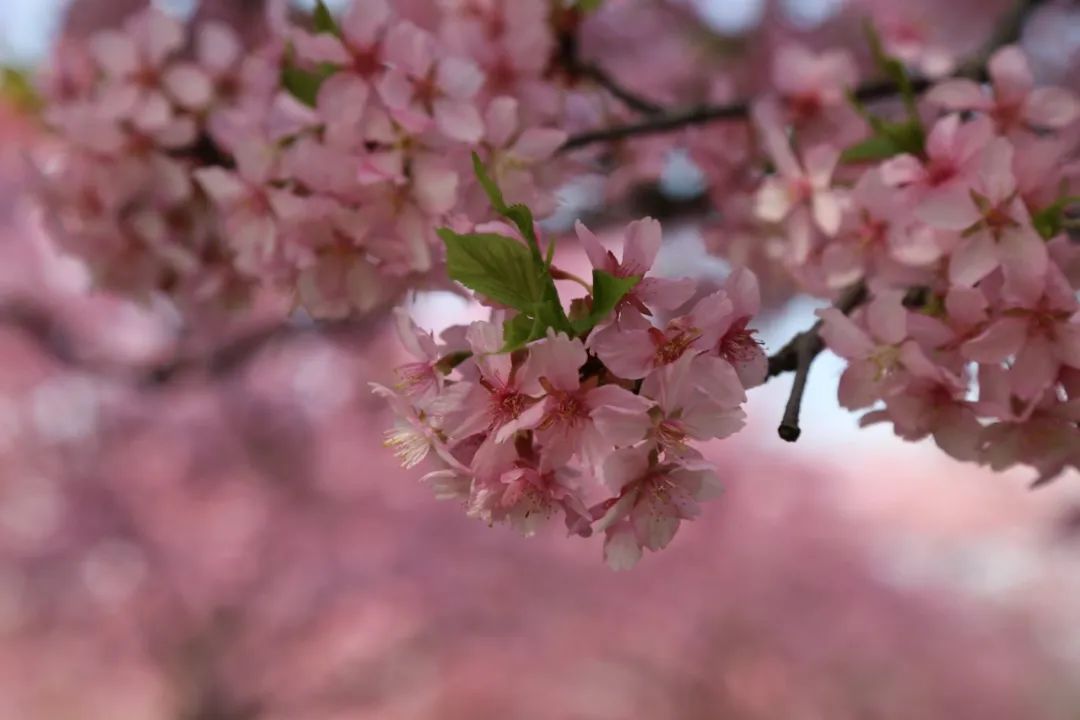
xmin=560 ymin=0 xmax=1049 ymax=153
xmin=765 ymin=283 xmax=867 ymax=443
xmin=576 ymin=62 xmax=665 ymax=116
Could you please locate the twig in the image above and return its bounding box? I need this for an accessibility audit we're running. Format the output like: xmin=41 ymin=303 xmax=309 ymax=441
xmin=576 ymin=62 xmax=665 ymax=116
xmin=766 ymin=283 xmax=867 ymax=442
xmin=560 ymin=0 xmax=1048 ymax=153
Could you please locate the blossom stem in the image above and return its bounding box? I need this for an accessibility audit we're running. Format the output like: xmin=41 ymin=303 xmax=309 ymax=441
xmin=560 ymin=0 xmax=1049 ymax=153
xmin=549 ymin=266 xmax=594 ymax=292
xmin=767 ymin=283 xmax=868 ymax=442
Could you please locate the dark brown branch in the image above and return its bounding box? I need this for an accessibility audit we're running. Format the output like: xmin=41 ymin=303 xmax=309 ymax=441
xmin=560 ymin=0 xmax=1049 ymax=153
xmin=766 ymin=283 xmax=868 ymax=443
xmin=576 ymin=62 xmax=665 ymax=116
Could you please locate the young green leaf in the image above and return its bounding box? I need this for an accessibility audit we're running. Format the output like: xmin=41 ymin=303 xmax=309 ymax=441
xmin=501 ymin=313 xmax=546 ymax=352
xmin=571 ymin=271 xmax=641 ymax=335
xmin=863 ymin=21 xmax=917 ymax=118
xmin=313 ymin=1 xmax=341 ymax=35
xmin=438 ymin=229 xmax=549 ymax=313
xmin=281 ymin=50 xmax=338 ymax=107
xmin=0 ymin=66 xmax=41 ymax=113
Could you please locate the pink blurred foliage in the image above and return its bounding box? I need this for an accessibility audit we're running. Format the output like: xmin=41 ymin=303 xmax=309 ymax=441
xmin=0 ymin=96 xmax=1078 ymax=718
xmin=2 ymin=0 xmax=1080 ymax=717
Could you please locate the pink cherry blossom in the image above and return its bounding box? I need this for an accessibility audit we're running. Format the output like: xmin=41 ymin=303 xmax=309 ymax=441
xmin=927 ymin=45 xmax=1080 ymax=131
xmin=575 ymin=218 xmax=695 ymax=316
xmin=589 ymin=291 xmax=734 ymax=380
xmin=593 ymin=445 xmax=722 ymax=570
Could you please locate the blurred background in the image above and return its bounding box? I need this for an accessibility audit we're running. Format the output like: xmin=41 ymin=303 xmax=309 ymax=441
xmin=2 ymin=1 xmax=1080 ymax=718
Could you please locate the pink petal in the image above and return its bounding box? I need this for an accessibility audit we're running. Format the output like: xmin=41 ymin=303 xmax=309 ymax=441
xmin=382 ymin=22 xmax=434 ymax=78
xmin=510 ymin=128 xmax=567 ymax=161
xmin=915 ymin=183 xmax=981 ymax=231
xmin=631 ymin=501 xmax=680 ymax=552
xmin=603 ymin=522 xmax=642 ymax=570
xmin=754 ymin=178 xmax=794 ymax=223
xmin=575 ymin=221 xmax=610 ymax=270
xmin=925 ymin=79 xmax=988 ymax=110
xmin=961 ymin=317 xmax=1027 ymax=363
xmin=523 ymin=331 xmax=586 ymax=392
xmin=723 ymin=267 xmax=761 ymax=317
xmin=811 ymin=190 xmax=843 ymax=236
xmin=988 ymin=45 xmax=1033 ymax=105
xmin=163 ymin=63 xmax=214 ymax=110
xmin=838 ymin=360 xmax=882 ymax=410
xmin=1024 ymin=87 xmax=1080 ymax=129
xmin=817 ymin=308 xmax=874 ymax=359
xmin=411 ymin=156 xmax=459 ymax=216
xmin=867 ymin=291 xmax=907 ymax=346
xmin=342 ymin=0 xmax=390 ymax=49
xmin=436 ymin=57 xmax=485 ymax=100
xmin=803 ymin=144 xmax=839 ymax=188
xmin=484 ymin=97 xmax=519 ymax=148
xmin=879 ymin=154 xmax=925 ymax=187
xmin=434 ymin=99 xmax=484 ymax=144
xmin=998 ymin=226 xmax=1048 ymax=306
xmin=621 ymin=217 xmax=662 ymax=274
xmin=601 ymin=446 xmax=650 ymax=493
xmin=89 ymin=31 xmax=138 ymax=77
xmin=948 ymin=232 xmax=1000 ymax=287
xmin=1009 ymin=334 xmax=1058 ymax=399
xmin=589 ymin=326 xmax=655 ymax=380
xmin=193 ymin=167 xmax=247 ymax=205
xmin=945 ymin=287 xmax=988 ymax=327
xmin=1056 ymin=323 xmax=1080 ymax=369
xmin=317 ymin=73 xmax=369 ymax=127
xmin=197 ymin=22 xmax=241 ymax=74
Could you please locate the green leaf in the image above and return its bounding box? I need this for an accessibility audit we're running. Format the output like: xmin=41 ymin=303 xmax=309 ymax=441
xmin=438 ymin=229 xmax=549 ymax=313
xmin=841 ymin=134 xmax=904 ymax=164
xmin=841 ymin=119 xmax=925 ymax=163
xmin=571 ymin=271 xmax=641 ymax=335
xmin=281 ymin=51 xmax=337 ymax=107
xmin=0 ymin=66 xmax=41 ymax=113
xmin=471 ymin=153 xmax=545 ymax=260
xmin=313 ymin=0 xmax=341 ymax=35
xmin=863 ymin=21 xmax=917 ymax=118
xmin=501 ymin=313 xmax=546 ymax=352
xmin=576 ymin=0 xmax=605 ymax=11
xmin=1031 ymin=196 xmax=1080 ymax=240
xmin=472 ymin=152 xmax=508 ymax=212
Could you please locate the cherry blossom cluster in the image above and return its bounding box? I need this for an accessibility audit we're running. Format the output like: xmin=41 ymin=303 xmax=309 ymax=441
xmin=375 ymin=181 xmax=766 ymax=568
xmin=747 ymin=44 xmax=1080 ymax=483
xmin=33 ymin=1 xmax=570 ymax=315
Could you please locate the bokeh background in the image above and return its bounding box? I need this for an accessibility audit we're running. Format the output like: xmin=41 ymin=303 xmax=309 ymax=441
xmin=2 ymin=1 xmax=1080 ymax=718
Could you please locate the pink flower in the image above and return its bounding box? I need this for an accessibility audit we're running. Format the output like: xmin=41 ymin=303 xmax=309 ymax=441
xmin=588 ymin=291 xmax=734 ymax=380
xmin=505 ymin=331 xmax=653 ymax=467
xmin=711 ymin=268 xmax=768 ymax=388
xmin=448 ymin=320 xmax=539 ymax=446
xmin=929 ymin=137 xmax=1049 ymax=304
xmin=478 ymin=97 xmax=567 ymax=215
xmin=927 ymin=45 xmax=1080 ymax=131
xmin=593 ymin=446 xmax=722 ymax=570
xmin=753 ymin=101 xmax=844 ymax=262
xmin=468 ymin=464 xmax=592 ymax=538
xmin=637 ymin=353 xmax=746 ymax=455
xmin=818 ymin=291 xmax=943 ymax=409
xmin=960 ymin=266 xmax=1080 ymax=400
xmin=772 ymin=44 xmax=857 ymax=123
xmin=377 ymin=22 xmax=486 ymax=143
xmin=575 ymin=218 xmax=695 ymax=316
xmin=391 ymin=308 xmax=442 ymax=402
xmin=86 ymin=8 xmax=196 ymax=147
